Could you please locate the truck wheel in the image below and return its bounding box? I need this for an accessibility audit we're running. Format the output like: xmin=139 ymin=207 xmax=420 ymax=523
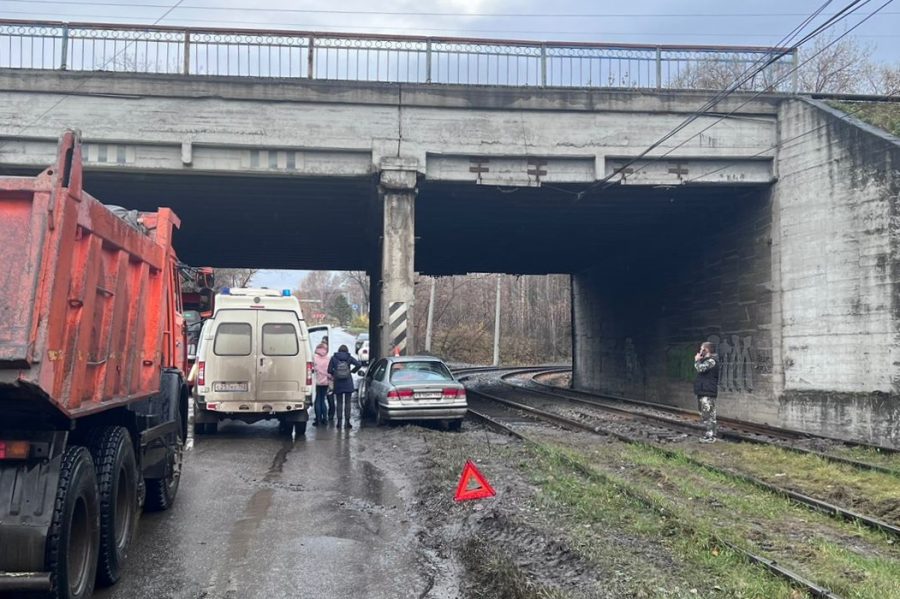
xmin=295 ymin=421 xmax=307 ymax=436
xmin=46 ymin=446 xmax=100 ymax=599
xmin=204 ymin=422 xmax=217 ymax=435
xmin=144 ymin=424 xmax=183 ymax=512
xmin=88 ymin=427 xmax=138 ymax=587
xmin=193 ymin=422 xmax=205 ymax=435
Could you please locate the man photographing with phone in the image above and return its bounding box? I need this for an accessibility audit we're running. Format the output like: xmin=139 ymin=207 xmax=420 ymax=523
xmin=693 ymin=341 xmax=720 ymax=443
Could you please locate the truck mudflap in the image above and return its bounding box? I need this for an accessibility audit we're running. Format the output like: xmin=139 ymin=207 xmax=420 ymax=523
xmin=0 ymin=431 xmax=66 ymax=586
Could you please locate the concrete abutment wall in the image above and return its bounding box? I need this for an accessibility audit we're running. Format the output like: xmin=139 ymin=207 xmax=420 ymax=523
xmin=772 ymin=99 xmax=900 ymax=446
xmin=573 ymin=98 xmax=900 ymax=447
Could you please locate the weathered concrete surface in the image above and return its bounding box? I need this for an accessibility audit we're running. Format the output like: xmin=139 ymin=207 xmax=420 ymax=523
xmin=571 ymin=189 xmax=776 ymax=424
xmin=94 ymin=419 xmax=453 ymax=599
xmin=378 ymin=159 xmax=417 ymax=358
xmin=771 ymin=99 xmax=900 ymax=446
xmin=0 ymin=70 xmax=777 ymax=186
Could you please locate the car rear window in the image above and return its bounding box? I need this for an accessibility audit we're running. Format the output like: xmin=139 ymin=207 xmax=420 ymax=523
xmin=262 ymin=323 xmax=299 ymax=356
xmin=214 ymin=323 xmax=252 ymax=356
xmin=390 ymin=361 xmax=453 ymax=383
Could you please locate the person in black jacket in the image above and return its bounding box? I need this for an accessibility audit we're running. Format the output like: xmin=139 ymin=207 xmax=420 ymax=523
xmin=693 ymin=341 xmax=720 ymax=443
xmin=327 ymin=345 xmax=361 ymax=429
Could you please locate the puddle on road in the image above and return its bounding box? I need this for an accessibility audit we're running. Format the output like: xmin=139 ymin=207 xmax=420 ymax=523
xmin=204 ymin=437 xmax=297 ymax=597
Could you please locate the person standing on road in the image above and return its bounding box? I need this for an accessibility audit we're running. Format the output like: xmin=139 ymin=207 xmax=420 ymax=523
xmin=312 ymin=342 xmax=331 ymax=427
xmin=693 ymin=341 xmax=720 ymax=443
xmin=328 ymin=344 xmax=361 ymax=429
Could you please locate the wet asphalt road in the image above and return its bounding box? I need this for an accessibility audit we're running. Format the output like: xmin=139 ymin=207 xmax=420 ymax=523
xmin=95 ymin=414 xmax=439 ymax=599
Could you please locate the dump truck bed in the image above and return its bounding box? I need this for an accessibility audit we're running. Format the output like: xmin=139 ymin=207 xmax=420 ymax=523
xmin=0 ymin=131 xmax=184 ymax=419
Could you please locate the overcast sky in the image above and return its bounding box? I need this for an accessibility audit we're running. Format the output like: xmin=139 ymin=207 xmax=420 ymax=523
xmin=3 ymin=0 xmax=898 ymax=61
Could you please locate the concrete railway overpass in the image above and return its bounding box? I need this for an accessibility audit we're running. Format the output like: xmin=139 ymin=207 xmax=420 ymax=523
xmin=0 ymin=22 xmax=898 ymax=447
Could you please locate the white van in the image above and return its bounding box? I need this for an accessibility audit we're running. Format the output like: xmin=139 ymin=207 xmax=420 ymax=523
xmin=192 ymin=288 xmax=313 ymax=435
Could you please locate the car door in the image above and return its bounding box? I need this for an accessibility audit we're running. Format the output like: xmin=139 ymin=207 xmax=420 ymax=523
xmin=368 ymin=360 xmax=389 ymax=410
xmin=256 ymin=311 xmax=302 ymax=405
xmin=307 ymin=325 xmax=331 ymax=355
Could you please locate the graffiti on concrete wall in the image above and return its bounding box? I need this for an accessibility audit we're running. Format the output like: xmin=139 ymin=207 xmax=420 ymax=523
xmin=711 ymin=334 xmax=754 ymax=393
xmin=666 ymin=335 xmax=760 ymax=392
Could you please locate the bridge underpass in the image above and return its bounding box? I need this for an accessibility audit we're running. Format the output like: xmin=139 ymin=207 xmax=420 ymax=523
xmin=0 ymin=70 xmax=898 ymax=447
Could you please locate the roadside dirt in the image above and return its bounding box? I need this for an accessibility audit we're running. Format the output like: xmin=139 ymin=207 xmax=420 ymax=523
xmin=398 ymin=421 xmax=728 ymax=598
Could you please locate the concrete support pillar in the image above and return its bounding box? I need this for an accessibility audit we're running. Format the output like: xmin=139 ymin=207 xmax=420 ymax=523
xmin=378 ymin=158 xmax=418 ymax=358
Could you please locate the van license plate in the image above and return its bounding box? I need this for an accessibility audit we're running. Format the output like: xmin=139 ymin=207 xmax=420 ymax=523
xmin=214 ymin=382 xmax=248 ymax=392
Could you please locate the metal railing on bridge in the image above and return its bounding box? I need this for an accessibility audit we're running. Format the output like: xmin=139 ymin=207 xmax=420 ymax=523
xmin=0 ymin=19 xmax=799 ymax=92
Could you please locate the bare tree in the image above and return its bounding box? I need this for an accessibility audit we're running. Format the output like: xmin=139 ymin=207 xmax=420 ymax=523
xmin=214 ymin=268 xmax=258 ymax=290
xmin=341 ymin=271 xmax=370 ymax=314
xmin=796 ymin=33 xmax=876 ymax=94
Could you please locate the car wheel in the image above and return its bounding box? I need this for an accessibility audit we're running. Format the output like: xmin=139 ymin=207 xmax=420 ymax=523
xmin=448 ymin=419 xmax=463 ymax=432
xmin=375 ymin=406 xmax=388 ymax=426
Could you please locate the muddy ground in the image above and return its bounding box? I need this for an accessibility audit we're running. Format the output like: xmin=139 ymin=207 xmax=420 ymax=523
xmin=97 ymin=404 xmax=722 ymax=599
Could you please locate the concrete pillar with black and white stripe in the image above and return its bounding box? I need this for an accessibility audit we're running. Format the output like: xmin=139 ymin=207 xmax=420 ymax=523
xmin=378 ymin=157 xmax=418 ymax=359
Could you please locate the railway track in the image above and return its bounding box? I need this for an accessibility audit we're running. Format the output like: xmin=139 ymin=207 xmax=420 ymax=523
xmin=463 ymin=399 xmax=844 ymax=599
xmin=517 ymin=369 xmax=898 ymax=477
xmin=458 ymin=377 xmax=900 ymax=540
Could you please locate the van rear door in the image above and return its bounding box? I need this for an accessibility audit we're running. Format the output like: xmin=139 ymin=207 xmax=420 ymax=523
xmin=210 ymin=317 xmax=256 ymax=398
xmin=257 ymin=311 xmax=303 ymax=403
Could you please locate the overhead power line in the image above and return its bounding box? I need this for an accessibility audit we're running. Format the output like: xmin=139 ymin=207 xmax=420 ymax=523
xmin=575 ymin=0 xmax=890 ymax=199
xmin=682 ymin=92 xmax=900 ymax=184
xmin=3 ymin=0 xmax=900 ymax=19
xmin=618 ymin=0 xmax=894 ymax=185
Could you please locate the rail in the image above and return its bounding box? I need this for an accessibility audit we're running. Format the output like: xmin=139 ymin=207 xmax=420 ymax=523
xmin=0 ymin=19 xmax=799 ymax=91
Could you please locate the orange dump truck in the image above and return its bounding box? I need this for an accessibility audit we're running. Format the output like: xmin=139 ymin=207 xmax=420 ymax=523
xmin=0 ymin=132 xmax=189 ymax=599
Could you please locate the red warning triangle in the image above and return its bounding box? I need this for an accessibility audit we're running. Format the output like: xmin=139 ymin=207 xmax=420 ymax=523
xmin=454 ymin=460 xmax=496 ymax=502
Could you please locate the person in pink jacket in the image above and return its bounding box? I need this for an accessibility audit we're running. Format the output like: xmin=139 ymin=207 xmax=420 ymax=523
xmin=312 ymin=343 xmax=332 ymax=426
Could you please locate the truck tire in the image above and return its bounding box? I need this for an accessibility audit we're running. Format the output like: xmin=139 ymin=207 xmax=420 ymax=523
xmin=144 ymin=415 xmax=183 ymax=512
xmin=46 ymin=446 xmax=100 ymax=599
xmin=193 ymin=422 xmax=204 ymax=435
xmin=295 ymin=421 xmax=307 ymax=436
xmin=88 ymin=426 xmax=138 ymax=587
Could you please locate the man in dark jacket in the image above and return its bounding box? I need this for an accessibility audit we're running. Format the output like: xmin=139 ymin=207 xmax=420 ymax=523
xmin=693 ymin=341 xmax=720 ymax=443
xmin=327 ymin=344 xmax=361 ymax=429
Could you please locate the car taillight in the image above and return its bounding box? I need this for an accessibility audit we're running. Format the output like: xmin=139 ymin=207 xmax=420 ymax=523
xmin=306 ymin=362 xmax=313 ymax=386
xmin=442 ymin=387 xmax=466 ymax=399
xmin=0 ymin=440 xmax=30 ymax=460
xmin=387 ymin=388 xmax=414 ymax=400
xmin=197 ymin=361 xmax=205 ymax=386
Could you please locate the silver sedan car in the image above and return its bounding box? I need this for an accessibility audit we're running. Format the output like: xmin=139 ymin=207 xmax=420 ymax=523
xmin=357 ymin=356 xmax=467 ymax=429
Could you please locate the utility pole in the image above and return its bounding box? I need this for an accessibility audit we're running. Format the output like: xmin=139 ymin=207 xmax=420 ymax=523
xmin=492 ymin=274 xmax=501 ymax=367
xmin=425 ymin=276 xmax=436 ymax=352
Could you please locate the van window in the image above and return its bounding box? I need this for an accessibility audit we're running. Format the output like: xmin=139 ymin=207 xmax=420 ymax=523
xmin=214 ymin=323 xmax=252 ymax=356
xmin=262 ymin=323 xmax=299 ymax=356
